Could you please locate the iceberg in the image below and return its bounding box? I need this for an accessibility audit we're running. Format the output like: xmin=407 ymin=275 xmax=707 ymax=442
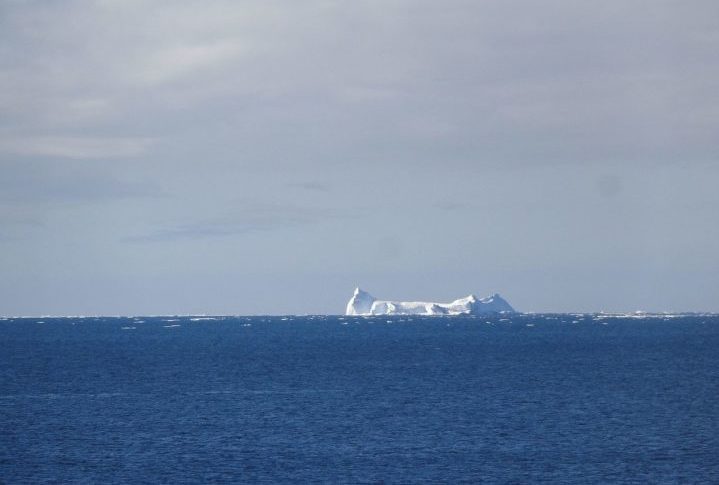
xmin=346 ymin=287 xmax=515 ymax=316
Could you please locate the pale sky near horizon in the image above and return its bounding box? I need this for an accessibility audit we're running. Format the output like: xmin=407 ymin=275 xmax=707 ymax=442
xmin=1 ymin=0 xmax=718 ymax=315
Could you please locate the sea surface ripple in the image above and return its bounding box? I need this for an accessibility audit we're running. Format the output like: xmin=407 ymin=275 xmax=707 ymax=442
xmin=1 ymin=314 xmax=718 ymax=483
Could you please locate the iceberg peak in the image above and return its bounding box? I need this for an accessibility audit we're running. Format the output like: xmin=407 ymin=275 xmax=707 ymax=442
xmin=346 ymin=287 xmax=377 ymax=315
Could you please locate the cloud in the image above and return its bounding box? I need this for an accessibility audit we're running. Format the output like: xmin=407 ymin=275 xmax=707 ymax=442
xmin=0 ymin=207 xmax=44 ymax=242
xmin=287 ymin=181 xmax=331 ymax=192
xmin=0 ymin=136 xmax=154 ymax=159
xmin=130 ymin=41 xmax=249 ymax=87
xmin=0 ymin=159 xmax=160 ymax=203
xmin=2 ymin=0 xmax=717 ymax=168
xmin=125 ymin=203 xmax=348 ymax=242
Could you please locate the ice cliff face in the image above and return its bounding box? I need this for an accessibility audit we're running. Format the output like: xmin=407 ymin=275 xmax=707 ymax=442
xmin=345 ymin=288 xmax=515 ymax=316
xmin=345 ymin=288 xmax=377 ymax=315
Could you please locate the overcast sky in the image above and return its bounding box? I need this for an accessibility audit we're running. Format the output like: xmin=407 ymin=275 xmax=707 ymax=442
xmin=1 ymin=0 xmax=718 ymax=315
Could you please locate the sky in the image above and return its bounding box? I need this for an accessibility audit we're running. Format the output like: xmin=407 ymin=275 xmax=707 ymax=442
xmin=1 ymin=0 xmax=718 ymax=315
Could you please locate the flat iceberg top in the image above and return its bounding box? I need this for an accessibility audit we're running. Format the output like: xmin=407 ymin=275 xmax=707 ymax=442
xmin=346 ymin=288 xmax=515 ymax=316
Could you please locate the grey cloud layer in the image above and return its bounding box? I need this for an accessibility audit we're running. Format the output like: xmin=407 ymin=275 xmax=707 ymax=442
xmin=3 ymin=0 xmax=717 ymax=165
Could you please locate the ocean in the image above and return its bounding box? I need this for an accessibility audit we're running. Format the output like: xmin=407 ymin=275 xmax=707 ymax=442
xmin=1 ymin=314 xmax=718 ymax=483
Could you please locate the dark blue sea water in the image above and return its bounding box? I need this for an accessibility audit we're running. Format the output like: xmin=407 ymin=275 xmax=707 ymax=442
xmin=1 ymin=314 xmax=718 ymax=483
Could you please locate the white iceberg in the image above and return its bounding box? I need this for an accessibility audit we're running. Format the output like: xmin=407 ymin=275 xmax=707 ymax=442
xmin=346 ymin=287 xmax=515 ymax=316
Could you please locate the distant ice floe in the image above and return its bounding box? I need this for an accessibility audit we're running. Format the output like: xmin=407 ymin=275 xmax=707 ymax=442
xmin=593 ymin=311 xmax=707 ymax=319
xmin=346 ymin=287 xmax=515 ymax=316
